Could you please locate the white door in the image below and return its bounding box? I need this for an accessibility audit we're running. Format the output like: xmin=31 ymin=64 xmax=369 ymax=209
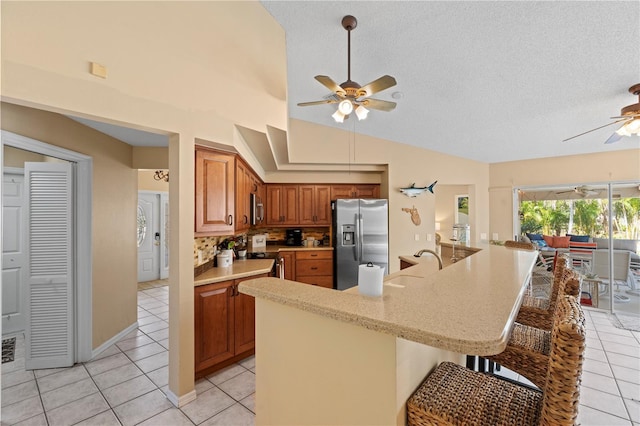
xmin=138 ymin=192 xmax=163 ymax=282
xmin=25 ymin=161 xmax=74 ymax=369
xmin=2 ymin=170 xmax=26 ymax=334
xmin=160 ymin=193 xmax=169 ymax=280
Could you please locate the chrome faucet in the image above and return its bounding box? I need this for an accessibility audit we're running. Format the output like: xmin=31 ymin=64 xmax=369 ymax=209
xmin=413 ymin=249 xmax=443 ymax=270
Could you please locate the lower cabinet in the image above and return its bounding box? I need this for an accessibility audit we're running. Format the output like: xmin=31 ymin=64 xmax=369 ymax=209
xmin=295 ymin=250 xmax=333 ymax=289
xmin=194 ymin=273 xmax=267 ymax=377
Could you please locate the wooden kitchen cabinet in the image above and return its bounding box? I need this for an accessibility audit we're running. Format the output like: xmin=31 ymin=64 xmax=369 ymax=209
xmin=235 ymin=159 xmax=252 ymax=232
xmin=266 ymin=184 xmax=299 ymax=225
xmin=194 ymin=273 xmax=267 ymax=377
xmin=277 ymin=251 xmax=296 ymax=281
xmin=295 ymin=250 xmax=333 ymax=289
xmin=194 ymin=280 xmax=235 ymax=373
xmin=195 ymin=148 xmax=235 ymax=235
xmin=330 ymin=184 xmax=380 ymax=200
xmin=299 ymin=185 xmax=332 ymax=226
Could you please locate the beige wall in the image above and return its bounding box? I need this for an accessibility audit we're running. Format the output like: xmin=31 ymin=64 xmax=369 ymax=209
xmin=286 ymin=119 xmax=491 ymax=270
xmin=489 ymin=149 xmax=640 ymax=240
xmin=1 ymin=1 xmax=287 ymax=400
xmin=435 ymin=185 xmax=471 ymax=241
xmin=138 ymin=170 xmax=170 ymax=192
xmin=133 ymin=147 xmax=169 ymax=170
xmin=3 ymin=145 xmax=47 ymax=166
xmin=1 ymin=102 xmax=138 ymax=349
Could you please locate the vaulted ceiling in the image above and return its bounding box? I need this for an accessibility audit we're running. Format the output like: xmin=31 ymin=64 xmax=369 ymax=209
xmin=262 ymin=1 xmax=640 ymax=163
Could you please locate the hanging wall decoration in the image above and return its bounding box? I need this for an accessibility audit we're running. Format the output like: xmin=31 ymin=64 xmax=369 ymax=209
xmin=399 ymin=181 xmax=437 ymax=197
xmin=402 ymin=205 xmax=421 ymax=226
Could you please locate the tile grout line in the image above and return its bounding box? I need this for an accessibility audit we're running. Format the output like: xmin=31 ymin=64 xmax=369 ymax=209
xmin=591 ymin=311 xmax=637 ymax=423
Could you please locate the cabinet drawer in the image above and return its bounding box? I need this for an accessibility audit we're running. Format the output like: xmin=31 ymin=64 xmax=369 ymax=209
xmin=297 ymin=275 xmax=333 ymax=288
xmin=296 ymin=250 xmax=333 ymax=260
xmin=296 ymin=259 xmax=333 ymax=276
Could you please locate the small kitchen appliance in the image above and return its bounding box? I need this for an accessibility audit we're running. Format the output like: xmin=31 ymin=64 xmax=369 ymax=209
xmin=285 ymin=228 xmax=303 ymax=246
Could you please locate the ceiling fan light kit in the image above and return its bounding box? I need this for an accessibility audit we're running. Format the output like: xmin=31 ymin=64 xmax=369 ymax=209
xmin=298 ymin=15 xmax=397 ymax=123
xmin=564 ymin=83 xmax=640 ymax=144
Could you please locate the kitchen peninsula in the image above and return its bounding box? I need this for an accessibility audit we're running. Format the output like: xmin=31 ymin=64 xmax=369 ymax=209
xmin=239 ymin=245 xmax=537 ymax=425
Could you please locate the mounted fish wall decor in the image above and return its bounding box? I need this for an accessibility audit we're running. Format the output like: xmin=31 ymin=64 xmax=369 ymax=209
xmin=399 ymin=181 xmax=437 ymax=197
xmin=402 ymin=205 xmax=421 ymax=226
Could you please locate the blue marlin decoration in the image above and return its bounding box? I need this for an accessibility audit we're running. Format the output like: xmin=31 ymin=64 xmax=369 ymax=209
xmin=399 ymin=181 xmax=437 ymax=197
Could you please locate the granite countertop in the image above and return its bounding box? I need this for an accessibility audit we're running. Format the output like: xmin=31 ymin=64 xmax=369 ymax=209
xmin=194 ymin=259 xmax=275 ymax=287
xmin=239 ymin=245 xmax=537 ymax=356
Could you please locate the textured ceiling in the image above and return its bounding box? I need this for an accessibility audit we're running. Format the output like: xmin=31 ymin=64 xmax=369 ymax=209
xmin=262 ymin=1 xmax=640 ymax=163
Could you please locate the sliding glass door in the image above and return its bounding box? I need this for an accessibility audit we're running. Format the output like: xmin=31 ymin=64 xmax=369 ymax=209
xmin=515 ymin=181 xmax=640 ymax=315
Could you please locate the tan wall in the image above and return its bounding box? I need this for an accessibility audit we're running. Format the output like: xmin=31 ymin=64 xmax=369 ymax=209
xmin=489 ymin=149 xmax=640 ymax=240
xmin=138 ymin=170 xmax=170 ymax=192
xmin=1 ymin=102 xmax=138 ymax=349
xmin=286 ymin=119 xmax=491 ymax=270
xmin=1 ymin=1 xmax=286 ymax=399
xmin=3 ymin=145 xmax=47 ymax=166
xmin=133 ymin=147 xmax=169 ymax=170
xmin=435 ymin=185 xmax=471 ymax=241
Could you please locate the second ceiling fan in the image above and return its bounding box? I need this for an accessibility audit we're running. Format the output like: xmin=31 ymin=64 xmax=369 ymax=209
xmin=298 ymin=15 xmax=397 ymax=123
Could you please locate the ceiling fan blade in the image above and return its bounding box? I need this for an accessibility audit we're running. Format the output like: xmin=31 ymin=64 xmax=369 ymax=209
xmin=604 ymin=129 xmax=624 ymax=145
xmin=297 ymin=99 xmax=340 ymax=107
xmin=361 ymin=98 xmax=397 ymax=112
xmin=357 ymin=75 xmax=397 ymax=97
xmin=562 ymin=118 xmax=629 ymax=142
xmin=314 ymin=75 xmax=346 ymax=96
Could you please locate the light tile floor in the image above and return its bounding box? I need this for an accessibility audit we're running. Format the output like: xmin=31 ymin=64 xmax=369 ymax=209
xmin=1 ymin=280 xmax=255 ymax=425
xmin=2 ymin=282 xmax=639 ymax=425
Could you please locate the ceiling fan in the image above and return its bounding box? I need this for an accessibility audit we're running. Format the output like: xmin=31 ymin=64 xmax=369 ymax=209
xmin=556 ymin=185 xmax=601 ymax=197
xmin=563 ymin=84 xmax=640 ymax=144
xmin=297 ymin=15 xmax=397 ymax=123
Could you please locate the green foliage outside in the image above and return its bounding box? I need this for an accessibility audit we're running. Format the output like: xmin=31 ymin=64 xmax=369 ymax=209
xmin=520 ymin=197 xmax=640 ymax=239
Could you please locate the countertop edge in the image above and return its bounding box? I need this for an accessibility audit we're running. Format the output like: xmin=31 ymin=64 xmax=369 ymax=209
xmin=194 ymin=259 xmax=275 ymax=286
xmin=239 ymin=246 xmax=536 ymax=355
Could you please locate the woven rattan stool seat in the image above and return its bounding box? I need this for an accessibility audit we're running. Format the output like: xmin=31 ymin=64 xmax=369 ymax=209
xmin=407 ymin=361 xmax=543 ymax=426
xmin=409 ymin=296 xmax=585 ymax=426
xmin=517 ymin=257 xmax=576 ymax=331
xmin=487 ymin=323 xmax=551 ymax=388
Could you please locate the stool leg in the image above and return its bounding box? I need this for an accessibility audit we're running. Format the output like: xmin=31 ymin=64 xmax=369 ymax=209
xmin=466 ymin=355 xmax=476 ymax=370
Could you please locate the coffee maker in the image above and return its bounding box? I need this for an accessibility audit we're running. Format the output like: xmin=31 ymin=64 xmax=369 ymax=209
xmin=285 ymin=228 xmax=303 ymax=246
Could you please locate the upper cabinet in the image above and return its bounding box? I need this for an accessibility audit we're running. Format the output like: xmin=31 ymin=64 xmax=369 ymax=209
xmin=195 ymin=147 xmax=264 ymax=236
xmin=195 ymin=148 xmax=235 ymax=235
xmin=235 ymin=159 xmax=252 ymax=232
xmin=266 ymin=185 xmax=299 ymax=225
xmin=330 ymin=184 xmax=380 ymax=200
xmin=299 ymin=185 xmax=331 ymax=226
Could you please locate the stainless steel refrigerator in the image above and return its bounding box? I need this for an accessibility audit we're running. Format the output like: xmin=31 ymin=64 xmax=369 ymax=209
xmin=333 ymin=199 xmax=389 ymax=291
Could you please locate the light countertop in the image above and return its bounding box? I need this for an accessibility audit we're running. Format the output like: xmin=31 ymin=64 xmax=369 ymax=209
xmin=194 ymin=259 xmax=275 ymax=286
xmin=239 ymin=244 xmax=537 ymax=355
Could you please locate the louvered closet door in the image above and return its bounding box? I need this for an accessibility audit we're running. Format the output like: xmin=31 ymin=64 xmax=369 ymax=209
xmin=25 ymin=162 xmax=74 ymax=370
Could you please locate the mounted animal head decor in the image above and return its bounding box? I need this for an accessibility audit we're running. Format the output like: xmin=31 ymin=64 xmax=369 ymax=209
xmin=402 ymin=205 xmax=421 ymax=226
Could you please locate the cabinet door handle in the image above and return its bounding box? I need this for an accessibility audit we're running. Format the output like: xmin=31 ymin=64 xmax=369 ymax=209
xmin=311 ymin=267 xmax=318 ymax=270
xmin=228 ymin=215 xmax=233 ymax=225
xmin=244 ymin=215 xmax=248 ymax=224
xmin=311 ymin=254 xmax=318 ymax=257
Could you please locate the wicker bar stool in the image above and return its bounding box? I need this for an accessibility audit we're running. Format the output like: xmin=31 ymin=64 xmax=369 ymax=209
xmin=407 ymin=295 xmax=585 ymax=426
xmin=517 ymin=254 xmax=575 ymax=331
xmin=486 ymin=272 xmax=581 ymax=389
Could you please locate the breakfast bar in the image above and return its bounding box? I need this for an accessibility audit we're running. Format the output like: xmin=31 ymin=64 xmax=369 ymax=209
xmin=239 ymin=245 xmax=537 ymax=425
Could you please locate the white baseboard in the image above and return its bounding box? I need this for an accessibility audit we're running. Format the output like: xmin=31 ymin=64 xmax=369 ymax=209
xmin=166 ymin=389 xmax=197 ymax=407
xmin=90 ymin=321 xmax=138 ymax=360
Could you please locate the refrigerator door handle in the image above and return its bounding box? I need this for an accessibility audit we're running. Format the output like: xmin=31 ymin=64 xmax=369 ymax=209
xmin=358 ymin=213 xmax=364 ymax=262
xmin=353 ymin=213 xmax=359 ymax=261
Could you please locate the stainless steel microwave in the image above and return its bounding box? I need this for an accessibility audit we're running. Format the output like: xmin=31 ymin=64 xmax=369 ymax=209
xmin=250 ymin=193 xmax=264 ymax=225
